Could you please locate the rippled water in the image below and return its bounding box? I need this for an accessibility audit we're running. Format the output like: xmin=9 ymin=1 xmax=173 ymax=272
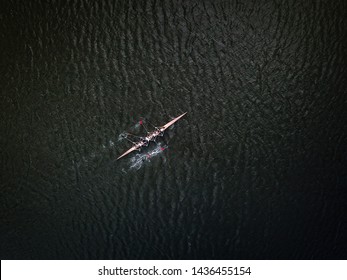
xmin=1 ymin=0 xmax=346 ymax=259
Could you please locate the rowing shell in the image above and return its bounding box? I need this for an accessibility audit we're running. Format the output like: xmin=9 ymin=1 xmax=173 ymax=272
xmin=117 ymin=112 xmax=187 ymax=160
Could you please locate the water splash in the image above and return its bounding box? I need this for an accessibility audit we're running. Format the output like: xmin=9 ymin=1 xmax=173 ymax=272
xmin=129 ymin=143 xmax=168 ymax=170
xmin=118 ymin=133 xmax=128 ymax=142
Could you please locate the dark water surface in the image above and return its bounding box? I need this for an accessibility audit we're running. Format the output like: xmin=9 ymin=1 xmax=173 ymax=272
xmin=1 ymin=0 xmax=346 ymax=259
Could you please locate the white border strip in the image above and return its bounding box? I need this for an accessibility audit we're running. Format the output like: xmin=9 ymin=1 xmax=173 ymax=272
xmin=2 ymin=260 xmax=347 ymax=280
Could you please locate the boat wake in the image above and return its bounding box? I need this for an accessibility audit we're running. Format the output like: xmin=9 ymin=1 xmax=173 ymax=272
xmin=128 ymin=143 xmax=168 ymax=170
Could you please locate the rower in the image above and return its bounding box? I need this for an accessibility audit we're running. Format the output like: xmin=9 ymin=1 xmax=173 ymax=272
xmin=117 ymin=113 xmax=186 ymax=160
xmin=142 ymin=139 xmax=149 ymax=146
